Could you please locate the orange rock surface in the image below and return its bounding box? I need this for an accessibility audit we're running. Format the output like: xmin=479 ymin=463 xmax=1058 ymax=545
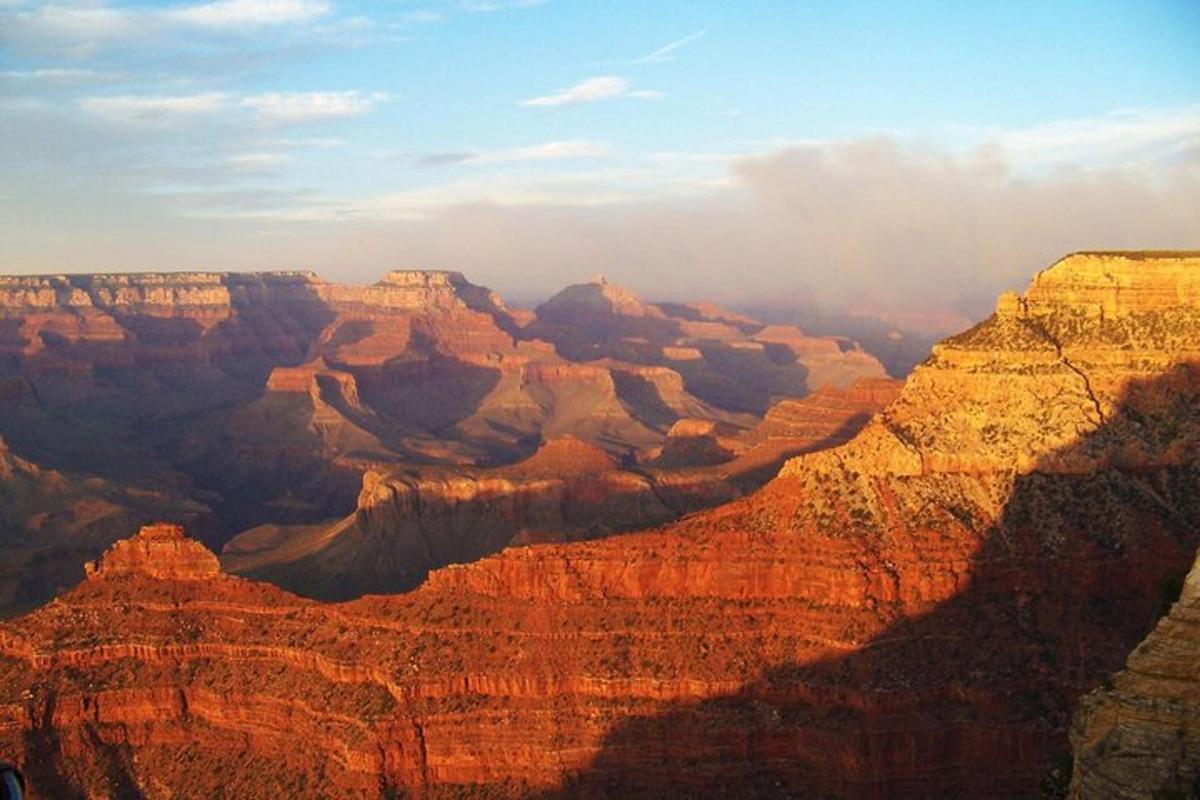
xmin=0 ymin=269 xmax=886 ymax=615
xmin=219 ymin=380 xmax=898 ymax=602
xmin=0 ymin=252 xmax=1197 ymax=798
xmin=1068 ymin=546 xmax=1200 ymax=799
xmin=84 ymin=523 xmax=220 ymax=581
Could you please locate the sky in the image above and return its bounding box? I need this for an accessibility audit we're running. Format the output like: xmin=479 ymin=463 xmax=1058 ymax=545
xmin=1 ymin=0 xmax=1199 ymax=319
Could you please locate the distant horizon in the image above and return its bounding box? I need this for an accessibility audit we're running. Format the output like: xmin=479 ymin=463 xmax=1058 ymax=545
xmin=8 ymin=246 xmax=1200 ymax=333
xmin=2 ymin=0 xmax=1198 ymax=317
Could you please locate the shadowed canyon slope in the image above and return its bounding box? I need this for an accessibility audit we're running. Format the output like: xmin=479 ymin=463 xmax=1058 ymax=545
xmin=1069 ymin=546 xmax=1200 ymax=799
xmin=222 ymin=379 xmax=899 ymax=600
xmin=0 ymin=270 xmax=887 ymax=613
xmin=0 ymin=252 xmax=1197 ymax=798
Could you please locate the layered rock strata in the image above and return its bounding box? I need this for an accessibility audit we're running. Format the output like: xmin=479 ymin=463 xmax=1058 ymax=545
xmin=0 ymin=253 xmax=1197 ymax=797
xmin=0 ymin=269 xmax=886 ymax=614
xmin=1068 ymin=548 xmax=1200 ymax=799
xmin=222 ymin=380 xmax=899 ymax=601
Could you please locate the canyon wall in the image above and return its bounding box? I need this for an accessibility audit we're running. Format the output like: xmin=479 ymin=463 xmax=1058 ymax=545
xmin=0 ymin=252 xmax=1196 ymax=797
xmin=1068 ymin=547 xmax=1200 ymax=799
xmin=222 ymin=381 xmax=898 ymax=600
xmin=0 ymin=269 xmax=885 ymax=614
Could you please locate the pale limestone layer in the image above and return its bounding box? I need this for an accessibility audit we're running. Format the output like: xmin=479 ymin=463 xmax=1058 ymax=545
xmin=0 ymin=270 xmax=509 ymax=315
xmin=782 ymin=251 xmax=1200 ymax=480
xmin=1023 ymin=251 xmax=1200 ymax=318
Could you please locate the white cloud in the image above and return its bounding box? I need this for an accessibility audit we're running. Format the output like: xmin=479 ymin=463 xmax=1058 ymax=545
xmin=166 ymin=0 xmax=332 ymax=29
xmin=241 ymin=91 xmax=390 ymax=123
xmin=2 ymin=3 xmax=138 ymax=51
xmin=980 ymin=105 xmax=1200 ymax=171
xmin=627 ymin=28 xmax=707 ymax=65
xmin=472 ymin=140 xmax=612 ymax=164
xmin=218 ymin=161 xmax=726 ymax=222
xmin=519 ymin=75 xmax=662 ymax=107
xmin=413 ymin=140 xmax=612 ymax=166
xmin=76 ymin=88 xmax=389 ymax=126
xmin=80 ymin=92 xmax=230 ymax=120
xmin=260 ymin=135 xmax=346 ymax=148
xmin=396 ymin=9 xmax=444 ymax=24
xmin=1 ymin=0 xmax=341 ymax=54
xmin=451 ymin=0 xmax=546 ymax=12
xmin=226 ymin=152 xmax=290 ymax=170
xmin=0 ymin=67 xmax=122 ymax=84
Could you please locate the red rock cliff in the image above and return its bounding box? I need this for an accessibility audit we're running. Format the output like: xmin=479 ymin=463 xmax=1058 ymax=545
xmin=84 ymin=523 xmax=221 ymax=581
xmin=0 ymin=252 xmax=1197 ymax=799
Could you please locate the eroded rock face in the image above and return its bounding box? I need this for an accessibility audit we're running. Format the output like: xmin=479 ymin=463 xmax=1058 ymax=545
xmin=0 ymin=252 xmax=1197 ymax=799
xmin=220 ymin=381 xmax=898 ymax=602
xmin=84 ymin=523 xmax=220 ymax=581
xmin=0 ymin=268 xmax=890 ymax=615
xmin=529 ymin=275 xmax=888 ymax=412
xmin=1068 ymin=550 xmax=1200 ymax=800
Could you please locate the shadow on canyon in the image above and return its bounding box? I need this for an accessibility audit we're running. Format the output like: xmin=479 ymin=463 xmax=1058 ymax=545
xmin=537 ymin=363 xmax=1200 ymax=799
xmin=0 ymin=277 xmax=346 ymax=609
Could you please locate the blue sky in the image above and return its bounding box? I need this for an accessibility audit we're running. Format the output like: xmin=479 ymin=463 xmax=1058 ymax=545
xmin=1 ymin=0 xmax=1198 ymax=314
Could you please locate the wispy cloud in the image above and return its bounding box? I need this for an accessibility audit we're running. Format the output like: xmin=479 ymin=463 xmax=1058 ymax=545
xmin=415 ymin=139 xmax=612 ymax=166
xmin=78 ymin=89 xmax=389 ymax=125
xmin=240 ymin=91 xmax=390 ymax=123
xmin=979 ymin=105 xmax=1200 ymax=171
xmin=475 ymin=140 xmax=613 ymax=163
xmin=396 ymin=9 xmax=445 ymax=24
xmin=80 ymin=92 xmax=231 ymax=120
xmin=450 ymin=0 xmax=546 ymax=12
xmin=627 ymin=28 xmax=706 ymax=65
xmin=1 ymin=3 xmax=138 ymax=52
xmin=519 ymin=75 xmax=662 ymax=107
xmin=0 ymin=67 xmax=124 ymax=85
xmin=1 ymin=0 xmax=346 ymax=54
xmin=166 ymin=0 xmax=333 ymax=29
xmin=226 ymin=152 xmax=290 ymax=170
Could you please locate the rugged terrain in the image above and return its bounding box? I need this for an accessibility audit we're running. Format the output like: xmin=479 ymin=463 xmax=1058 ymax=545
xmin=222 ymin=378 xmax=898 ymax=599
xmin=0 ymin=270 xmax=885 ymax=613
xmin=1068 ymin=547 xmax=1200 ymax=799
xmin=0 ymin=252 xmax=1196 ymax=798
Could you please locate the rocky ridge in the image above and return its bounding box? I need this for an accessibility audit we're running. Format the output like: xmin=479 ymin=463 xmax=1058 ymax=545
xmin=84 ymin=523 xmax=220 ymax=581
xmin=0 ymin=268 xmax=886 ymax=613
xmin=221 ymin=377 xmax=898 ymax=600
xmin=1068 ymin=548 xmax=1200 ymax=799
xmin=0 ymin=252 xmax=1196 ymax=797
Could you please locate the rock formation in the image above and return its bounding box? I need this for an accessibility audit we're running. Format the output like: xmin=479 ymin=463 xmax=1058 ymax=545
xmin=84 ymin=523 xmax=220 ymax=581
xmin=0 ymin=435 xmax=207 ymax=614
xmin=220 ymin=378 xmax=898 ymax=600
xmin=529 ymin=275 xmax=887 ymax=412
xmin=0 ymin=252 xmax=1196 ymax=798
xmin=1068 ymin=548 xmax=1200 ymax=799
xmin=0 ymin=269 xmax=886 ymax=615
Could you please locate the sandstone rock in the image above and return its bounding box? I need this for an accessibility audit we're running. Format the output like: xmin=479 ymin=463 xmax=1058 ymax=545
xmin=0 ymin=252 xmax=1197 ymax=798
xmin=528 ymin=277 xmax=888 ymax=411
xmin=1068 ymin=549 xmax=1200 ymax=799
xmin=1024 ymin=251 xmax=1200 ymax=319
xmin=84 ymin=523 xmax=221 ymax=580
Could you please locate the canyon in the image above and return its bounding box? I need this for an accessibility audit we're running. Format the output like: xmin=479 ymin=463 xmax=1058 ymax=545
xmin=0 ymin=270 xmax=887 ymax=613
xmin=0 ymin=251 xmax=1196 ymax=797
xmin=1068 ymin=545 xmax=1200 ymax=799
